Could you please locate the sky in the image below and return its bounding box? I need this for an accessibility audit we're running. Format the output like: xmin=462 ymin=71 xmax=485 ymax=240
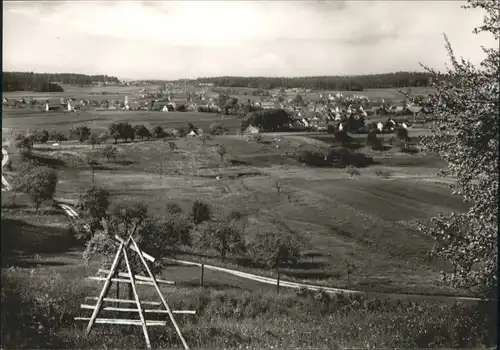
xmin=3 ymin=0 xmax=498 ymax=80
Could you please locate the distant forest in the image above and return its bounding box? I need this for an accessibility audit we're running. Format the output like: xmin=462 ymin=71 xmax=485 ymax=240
xmin=167 ymin=72 xmax=435 ymax=91
xmin=2 ymin=72 xmax=120 ymax=92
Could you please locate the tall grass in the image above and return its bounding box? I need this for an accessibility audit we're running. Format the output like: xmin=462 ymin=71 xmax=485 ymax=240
xmin=1 ymin=268 xmax=496 ymax=349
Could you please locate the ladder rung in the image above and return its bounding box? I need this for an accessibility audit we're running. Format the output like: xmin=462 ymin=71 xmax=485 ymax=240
xmin=97 ymin=269 xmax=175 ymax=285
xmin=74 ymin=317 xmax=167 ymax=326
xmin=80 ymin=304 xmax=196 ymax=314
xmin=85 ymin=296 xmax=161 ymax=305
xmin=87 ymin=276 xmax=156 ymax=286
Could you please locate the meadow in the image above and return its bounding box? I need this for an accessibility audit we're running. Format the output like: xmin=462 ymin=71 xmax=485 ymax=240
xmin=2 ymin=108 xmax=240 ymax=136
xmin=3 ymin=85 xmax=492 ymax=349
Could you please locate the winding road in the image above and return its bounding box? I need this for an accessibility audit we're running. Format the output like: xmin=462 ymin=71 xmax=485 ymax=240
xmin=0 ymin=147 xmax=486 ymax=302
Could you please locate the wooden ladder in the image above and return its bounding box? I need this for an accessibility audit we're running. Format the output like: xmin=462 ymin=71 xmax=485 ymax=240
xmin=75 ymin=235 xmax=194 ymax=349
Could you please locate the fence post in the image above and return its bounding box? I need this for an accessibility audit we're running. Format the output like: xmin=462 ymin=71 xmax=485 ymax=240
xmin=200 ymin=264 xmax=204 ymax=287
xmin=276 ymin=269 xmax=280 ymax=295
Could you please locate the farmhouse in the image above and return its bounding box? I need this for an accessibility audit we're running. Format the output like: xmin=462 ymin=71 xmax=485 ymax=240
xmin=187 ymin=129 xmax=199 ymax=137
xmin=45 ymin=100 xmax=62 ymax=112
xmin=244 ymin=125 xmax=260 ymax=135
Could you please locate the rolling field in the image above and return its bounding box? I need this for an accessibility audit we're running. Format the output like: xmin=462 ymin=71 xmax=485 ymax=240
xmin=2 ymin=84 xmax=164 ymax=100
xmin=2 ymin=128 xmax=467 ymax=295
xmin=2 ymin=109 xmax=240 ymax=135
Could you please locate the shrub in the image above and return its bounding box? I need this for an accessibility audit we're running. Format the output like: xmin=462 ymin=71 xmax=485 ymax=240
xmin=101 ymin=145 xmax=118 ymax=161
xmin=152 ymin=125 xmax=166 ymax=139
xmin=210 ymin=123 xmax=228 ymax=136
xmin=75 ymin=126 xmax=91 ymax=142
xmin=33 ymin=130 xmax=49 ymax=144
xmin=14 ymin=134 xmax=33 ymax=149
xmin=400 ymin=144 xmax=419 ymax=154
xmin=334 ymin=130 xmax=354 ymax=146
xmin=327 ymin=147 xmax=375 ymax=168
xmin=134 ymin=125 xmax=151 ymax=140
xmin=366 ymin=129 xmax=381 ymax=149
xmin=395 ymin=126 xmax=409 ymax=140
xmin=50 ymin=131 xmax=67 ymax=143
xmin=345 ymin=165 xmax=360 ymax=177
xmin=374 ymin=169 xmax=392 ymax=178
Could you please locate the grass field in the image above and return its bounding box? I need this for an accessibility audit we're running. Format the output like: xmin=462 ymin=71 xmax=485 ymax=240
xmin=2 ymin=108 xmax=240 ymax=135
xmin=2 ymin=84 xmax=164 ymax=100
xmin=2 ymin=126 xmax=467 ymax=295
xmin=3 ymin=108 xmax=495 ymax=349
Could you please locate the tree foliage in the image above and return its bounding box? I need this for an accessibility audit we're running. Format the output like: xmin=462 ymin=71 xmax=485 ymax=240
xmin=76 ymin=186 xmax=110 ymax=235
xmin=195 ymin=219 xmax=245 ymax=260
xmin=17 ymin=166 xmax=58 ymax=210
xmin=75 ymin=126 xmax=91 ymax=142
xmin=192 ymin=200 xmax=211 ymax=225
xmin=101 ymin=145 xmax=118 ymax=162
xmin=247 ymin=229 xmax=301 ymax=269
xmin=412 ymin=0 xmax=499 ymax=295
xmin=241 ymin=109 xmax=292 ymax=132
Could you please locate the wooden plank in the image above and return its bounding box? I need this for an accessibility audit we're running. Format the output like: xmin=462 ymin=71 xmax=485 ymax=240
xmin=85 ymin=296 xmax=161 ymax=306
xmin=80 ymin=304 xmax=196 ymax=314
xmin=123 ymin=246 xmax=151 ymax=349
xmin=75 ymin=317 xmax=167 ymax=326
xmin=130 ymin=236 xmax=190 ymax=350
xmin=114 ymin=235 xmax=155 ymax=262
xmin=87 ymin=276 xmax=158 ymax=286
xmin=86 ymin=241 xmax=125 ymax=336
xmin=98 ymin=269 xmax=175 ymax=285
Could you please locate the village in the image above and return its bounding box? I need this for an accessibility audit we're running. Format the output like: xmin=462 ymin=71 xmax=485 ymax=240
xmin=3 ymin=81 xmax=426 ymax=136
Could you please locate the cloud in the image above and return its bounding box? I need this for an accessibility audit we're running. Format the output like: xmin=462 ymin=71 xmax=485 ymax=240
xmin=3 ymin=0 xmax=498 ymax=79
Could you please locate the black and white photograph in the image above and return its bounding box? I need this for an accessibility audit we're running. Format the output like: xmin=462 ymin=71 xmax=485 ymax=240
xmin=1 ymin=0 xmax=498 ymax=349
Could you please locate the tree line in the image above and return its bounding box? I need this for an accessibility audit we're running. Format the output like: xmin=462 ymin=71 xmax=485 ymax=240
xmin=2 ymin=72 xmax=120 ymax=92
xmin=168 ymin=72 xmax=437 ymax=90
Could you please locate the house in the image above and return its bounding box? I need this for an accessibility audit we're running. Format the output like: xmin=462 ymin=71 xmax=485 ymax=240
xmin=377 ymin=122 xmax=384 ymax=132
xmin=407 ymin=105 xmax=422 ymax=115
xmin=3 ymin=97 xmax=8 ymax=105
xmin=394 ymin=106 xmax=405 ymax=114
xmin=162 ymin=105 xmax=169 ymax=112
xmin=402 ymin=122 xmax=408 ymax=129
xmin=128 ymin=101 xmax=141 ymax=110
xmin=187 ymin=130 xmax=198 ymax=137
xmin=370 ymin=106 xmax=381 ymax=115
xmin=301 ymin=118 xmax=310 ymax=127
xmin=260 ymin=101 xmax=275 ymax=109
xmin=244 ymin=125 xmax=260 ymax=135
xmin=45 ymin=100 xmax=61 ymax=112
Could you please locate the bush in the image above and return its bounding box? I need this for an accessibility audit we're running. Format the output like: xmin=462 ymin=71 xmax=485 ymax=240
xmin=33 ymin=130 xmax=49 ymax=144
xmin=50 ymin=131 xmax=67 ymax=143
xmin=400 ymin=144 xmax=419 ymax=154
xmin=374 ymin=169 xmax=392 ymax=178
xmin=14 ymin=134 xmax=34 ymax=149
xmin=210 ymin=123 xmax=228 ymax=136
xmin=134 ymin=125 xmax=151 ymax=140
xmin=101 ymin=145 xmax=118 ymax=161
xmin=334 ymin=130 xmax=354 ymax=146
xmin=345 ymin=165 xmax=360 ymax=177
xmin=152 ymin=125 xmax=166 ymax=139
xmin=395 ymin=126 xmax=409 ymax=140
xmin=366 ymin=129 xmax=381 ymax=149
xmin=327 ymin=147 xmax=375 ymax=168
